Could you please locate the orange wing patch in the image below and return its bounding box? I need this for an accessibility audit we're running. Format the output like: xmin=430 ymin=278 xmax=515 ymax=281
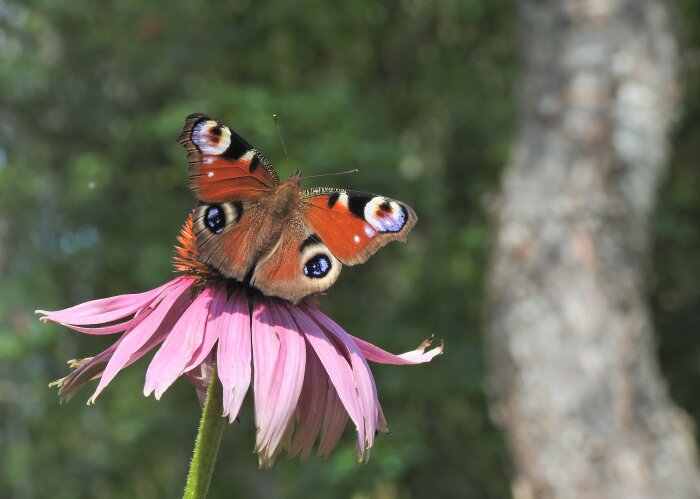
xmin=178 ymin=114 xmax=279 ymax=203
xmin=189 ymin=155 xmax=273 ymax=203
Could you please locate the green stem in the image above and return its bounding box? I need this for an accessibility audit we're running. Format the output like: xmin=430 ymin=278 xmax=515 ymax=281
xmin=183 ymin=366 xmax=226 ymax=499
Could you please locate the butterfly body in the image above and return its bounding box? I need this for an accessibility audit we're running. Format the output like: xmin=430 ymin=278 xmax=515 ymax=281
xmin=179 ymin=114 xmax=417 ymax=304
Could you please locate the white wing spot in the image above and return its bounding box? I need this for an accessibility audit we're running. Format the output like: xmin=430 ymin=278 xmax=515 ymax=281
xmin=364 ymin=224 xmax=376 ymax=238
xmin=240 ymin=150 xmax=255 ymax=161
xmin=192 ymin=120 xmax=231 ymax=155
xmin=364 ymin=197 xmax=406 ymax=233
xmin=353 ymin=235 xmax=361 ymax=243
xmin=207 ymin=171 xmax=214 ymax=177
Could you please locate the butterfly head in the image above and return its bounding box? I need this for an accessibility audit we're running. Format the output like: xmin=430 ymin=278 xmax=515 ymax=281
xmin=290 ymin=169 xmax=303 ymax=185
xmin=271 ymin=175 xmax=303 ymax=215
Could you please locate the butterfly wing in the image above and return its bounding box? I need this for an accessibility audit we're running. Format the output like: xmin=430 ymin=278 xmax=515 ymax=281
xmin=303 ymin=188 xmax=418 ymax=265
xmin=192 ymin=201 xmax=268 ymax=283
xmin=249 ymin=220 xmax=343 ymax=304
xmin=178 ymin=113 xmax=280 ymax=203
xmin=180 ymin=114 xmax=281 ymax=281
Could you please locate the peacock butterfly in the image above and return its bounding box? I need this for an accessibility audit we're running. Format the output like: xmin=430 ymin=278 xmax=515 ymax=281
xmin=178 ymin=113 xmax=418 ymax=304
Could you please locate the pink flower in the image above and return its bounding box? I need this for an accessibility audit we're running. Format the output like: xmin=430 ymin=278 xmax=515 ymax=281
xmin=38 ymin=276 xmax=443 ymax=467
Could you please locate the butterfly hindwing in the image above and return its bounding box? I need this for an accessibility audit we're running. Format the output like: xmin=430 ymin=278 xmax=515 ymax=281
xmin=178 ymin=113 xmax=280 ymax=203
xmin=249 ymin=222 xmax=343 ymax=304
xmin=303 ymin=189 xmax=418 ymax=265
xmin=192 ymin=201 xmax=265 ymax=282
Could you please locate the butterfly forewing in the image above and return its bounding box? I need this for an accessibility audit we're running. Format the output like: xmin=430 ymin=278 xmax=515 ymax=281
xmin=178 ymin=113 xmax=279 ymax=203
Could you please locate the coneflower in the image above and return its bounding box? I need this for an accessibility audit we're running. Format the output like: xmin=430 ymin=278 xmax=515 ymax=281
xmin=38 ymin=215 xmax=443 ymax=468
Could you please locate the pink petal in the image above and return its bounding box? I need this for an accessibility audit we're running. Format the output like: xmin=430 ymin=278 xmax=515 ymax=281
xmin=286 ymin=304 xmax=366 ymax=457
xmin=54 ymin=337 xmax=124 ymax=402
xmin=116 ymin=310 xmax=193 ymax=377
xmin=185 ymin=286 xmax=229 ymax=372
xmin=186 ymin=354 xmax=214 ymax=407
xmin=350 ymin=334 xmax=444 ymax=365
xmin=56 ymin=310 xmax=151 ymax=335
xmin=88 ymin=278 xmax=195 ymax=403
xmin=215 ymin=291 xmax=252 ymax=422
xmin=288 ymin=346 xmax=328 ymax=460
xmin=377 ymin=404 xmax=389 ymax=434
xmin=37 ymin=278 xmax=184 ymax=326
xmin=318 ymin=384 xmax=349 ymax=458
xmin=252 ymin=300 xmax=280 ymax=432
xmin=144 ymin=287 xmax=215 ymax=399
xmin=252 ymin=299 xmax=306 ymax=468
xmin=305 ymin=304 xmax=379 ymax=461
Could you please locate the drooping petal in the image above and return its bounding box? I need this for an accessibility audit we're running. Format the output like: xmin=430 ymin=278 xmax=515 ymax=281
xmin=304 ymin=303 xmax=379 ymax=461
xmin=350 ymin=334 xmax=444 ymax=365
xmin=51 ymin=337 xmax=124 ymax=402
xmin=317 ymin=384 xmax=350 ymax=458
xmin=377 ymin=404 xmax=389 ymax=434
xmin=88 ymin=278 xmax=195 ymax=403
xmin=263 ymin=305 xmax=307 ymax=456
xmin=144 ymin=287 xmax=214 ymax=399
xmin=37 ymin=278 xmax=184 ymax=325
xmin=185 ymin=286 xmax=229 ymax=371
xmin=286 ymin=304 xmax=366 ymax=457
xmin=288 ymin=345 xmax=329 ymax=461
xmin=215 ymin=291 xmax=251 ymax=422
xmin=185 ymin=353 xmax=214 ymax=407
xmin=252 ymin=299 xmax=306 ymax=468
xmin=56 ymin=310 xmax=151 ymax=335
xmin=252 ymin=299 xmax=280 ymax=432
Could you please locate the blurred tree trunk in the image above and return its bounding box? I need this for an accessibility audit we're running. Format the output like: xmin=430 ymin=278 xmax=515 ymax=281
xmin=485 ymin=1 xmax=700 ymax=498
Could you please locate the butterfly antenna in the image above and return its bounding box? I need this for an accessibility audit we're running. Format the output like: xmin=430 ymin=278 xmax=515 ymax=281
xmin=273 ymin=114 xmax=289 ymax=160
xmin=303 ymin=169 xmax=360 ymax=179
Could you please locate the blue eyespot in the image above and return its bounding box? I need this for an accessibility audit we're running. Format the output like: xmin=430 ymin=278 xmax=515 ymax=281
xmin=205 ymin=205 xmax=225 ymax=234
xmin=303 ymin=254 xmax=331 ymax=278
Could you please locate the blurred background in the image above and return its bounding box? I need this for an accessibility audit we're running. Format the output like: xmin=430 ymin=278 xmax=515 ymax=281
xmin=0 ymin=1 xmax=698 ymax=498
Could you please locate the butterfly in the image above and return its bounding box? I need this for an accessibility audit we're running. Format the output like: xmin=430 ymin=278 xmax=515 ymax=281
xmin=178 ymin=113 xmax=418 ymax=304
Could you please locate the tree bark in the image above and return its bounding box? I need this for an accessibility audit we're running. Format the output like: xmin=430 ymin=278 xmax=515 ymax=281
xmin=485 ymin=1 xmax=700 ymax=498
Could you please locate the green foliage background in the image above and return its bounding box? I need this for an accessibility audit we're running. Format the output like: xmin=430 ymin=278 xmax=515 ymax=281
xmin=0 ymin=1 xmax=697 ymax=498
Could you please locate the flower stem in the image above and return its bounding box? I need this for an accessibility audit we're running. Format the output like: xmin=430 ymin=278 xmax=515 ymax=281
xmin=183 ymin=366 xmax=226 ymax=499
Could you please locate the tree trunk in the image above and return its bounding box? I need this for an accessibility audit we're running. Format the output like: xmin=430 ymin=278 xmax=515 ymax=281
xmin=485 ymin=1 xmax=700 ymax=498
